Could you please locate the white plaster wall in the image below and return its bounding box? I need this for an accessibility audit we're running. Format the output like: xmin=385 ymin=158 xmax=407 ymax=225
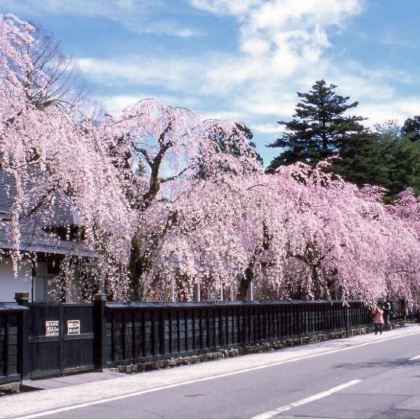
xmin=33 ymin=261 xmax=49 ymax=303
xmin=0 ymin=258 xmax=32 ymax=302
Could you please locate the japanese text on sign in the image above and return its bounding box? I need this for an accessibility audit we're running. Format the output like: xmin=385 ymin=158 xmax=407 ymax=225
xmin=67 ymin=319 xmax=80 ymax=335
xmin=45 ymin=320 xmax=59 ymax=336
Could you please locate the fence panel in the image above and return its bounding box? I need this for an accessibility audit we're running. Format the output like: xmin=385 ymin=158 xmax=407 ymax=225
xmin=103 ymin=300 xmax=372 ymax=367
xmin=26 ymin=303 xmax=95 ymax=379
xmin=0 ymin=299 xmax=374 ymax=383
xmin=63 ymin=304 xmax=95 ymax=373
xmin=0 ymin=304 xmax=26 ymax=385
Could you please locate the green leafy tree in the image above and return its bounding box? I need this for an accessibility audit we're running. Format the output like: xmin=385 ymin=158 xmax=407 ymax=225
xmin=401 ymin=115 xmax=420 ymax=142
xmin=332 ymin=121 xmax=419 ymax=199
xmin=267 ymin=80 xmax=367 ymax=172
xmin=374 ymin=136 xmax=420 ymax=199
xmin=329 ymin=131 xmax=388 ymax=187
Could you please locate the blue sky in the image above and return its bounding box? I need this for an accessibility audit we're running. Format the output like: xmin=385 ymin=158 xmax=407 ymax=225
xmin=2 ymin=0 xmax=420 ymax=164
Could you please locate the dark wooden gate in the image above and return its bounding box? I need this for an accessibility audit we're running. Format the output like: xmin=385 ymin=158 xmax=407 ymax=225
xmin=0 ymin=303 xmax=27 ymax=386
xmin=25 ymin=303 xmax=95 ymax=379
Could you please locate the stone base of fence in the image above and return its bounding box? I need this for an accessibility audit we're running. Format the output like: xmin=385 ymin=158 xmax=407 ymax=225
xmin=0 ymin=381 xmax=20 ymax=395
xmin=112 ymin=324 xmax=388 ymax=375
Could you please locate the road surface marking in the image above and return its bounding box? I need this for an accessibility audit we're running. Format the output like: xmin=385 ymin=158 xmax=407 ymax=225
xmin=14 ymin=330 xmax=420 ymax=419
xmin=252 ymin=379 xmax=361 ymax=419
xmin=409 ymin=354 xmax=420 ymax=361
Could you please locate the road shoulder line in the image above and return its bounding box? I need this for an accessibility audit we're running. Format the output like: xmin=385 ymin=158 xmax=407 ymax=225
xmin=252 ymin=379 xmax=361 ymax=419
xmin=7 ymin=327 xmax=420 ymax=419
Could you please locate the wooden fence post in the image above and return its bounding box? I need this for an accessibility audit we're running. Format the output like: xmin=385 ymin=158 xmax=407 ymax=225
xmin=94 ymin=293 xmax=107 ymax=370
xmin=345 ymin=306 xmax=350 ymax=337
xmin=14 ymin=293 xmax=29 ymax=380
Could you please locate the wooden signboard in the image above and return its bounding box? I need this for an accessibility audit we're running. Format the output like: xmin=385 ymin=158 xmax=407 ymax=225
xmin=45 ymin=320 xmax=59 ymax=336
xmin=67 ymin=319 xmax=81 ymax=335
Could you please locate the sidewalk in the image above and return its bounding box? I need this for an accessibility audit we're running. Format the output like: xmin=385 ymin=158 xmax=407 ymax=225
xmin=21 ymin=370 xmax=127 ymax=392
xmin=2 ymin=324 xmax=420 ymax=418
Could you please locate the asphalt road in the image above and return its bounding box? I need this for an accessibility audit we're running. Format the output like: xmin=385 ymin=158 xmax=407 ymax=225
xmin=3 ymin=326 xmax=420 ymax=419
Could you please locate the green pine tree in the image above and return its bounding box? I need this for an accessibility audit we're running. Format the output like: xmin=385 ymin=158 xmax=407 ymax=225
xmin=329 ymin=131 xmax=388 ymax=188
xmin=401 ymin=115 xmax=420 ymax=142
xmin=337 ymin=121 xmax=419 ymax=200
xmin=266 ymin=80 xmax=367 ymax=172
xmin=374 ymin=135 xmax=420 ymax=199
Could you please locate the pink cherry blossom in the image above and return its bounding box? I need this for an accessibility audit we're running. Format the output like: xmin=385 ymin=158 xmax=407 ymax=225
xmin=1 ymin=14 xmax=419 ymax=305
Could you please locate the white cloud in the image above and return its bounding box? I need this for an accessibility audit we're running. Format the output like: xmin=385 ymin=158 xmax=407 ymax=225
xmin=252 ymin=123 xmax=282 ymax=135
xmin=181 ymin=0 xmax=371 ymax=123
xmin=359 ymin=98 xmax=420 ymax=127
xmin=196 ymin=109 xmax=246 ymax=122
xmin=192 ymin=0 xmax=362 ymax=61
xmin=2 ymin=0 xmax=137 ymax=18
xmin=98 ymin=94 xmax=199 ymax=117
xmin=190 ymin=0 xmax=260 ymax=16
xmin=76 ymin=56 xmax=203 ymax=91
xmin=74 ymin=0 xmax=419 ymax=132
xmin=1 ymin=0 xmax=202 ymax=38
xmin=186 ymin=0 xmax=420 ymax=128
xmin=14 ymin=0 xmax=418 ymax=144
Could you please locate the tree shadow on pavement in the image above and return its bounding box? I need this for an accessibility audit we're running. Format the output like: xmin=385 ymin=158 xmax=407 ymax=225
xmin=333 ymin=358 xmax=420 ymax=370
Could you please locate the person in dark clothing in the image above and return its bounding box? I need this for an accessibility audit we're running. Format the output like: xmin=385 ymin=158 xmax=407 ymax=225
xmin=383 ymin=301 xmax=393 ymax=330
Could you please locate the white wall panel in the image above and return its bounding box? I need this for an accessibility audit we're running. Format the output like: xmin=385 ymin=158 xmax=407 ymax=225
xmin=0 ymin=258 xmax=32 ymax=302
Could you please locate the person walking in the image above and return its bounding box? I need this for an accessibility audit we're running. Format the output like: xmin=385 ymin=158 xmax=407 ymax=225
xmin=373 ymin=305 xmax=384 ymax=335
xmin=383 ymin=301 xmax=393 ymax=330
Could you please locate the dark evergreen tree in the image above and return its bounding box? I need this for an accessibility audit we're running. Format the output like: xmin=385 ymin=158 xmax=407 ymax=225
xmin=329 ymin=131 xmax=388 ymax=188
xmin=331 ymin=121 xmax=419 ymax=199
xmin=266 ymin=80 xmax=367 ymax=172
xmin=373 ymin=135 xmax=420 ymax=199
xmin=330 ymin=121 xmax=419 ymax=199
xmin=401 ymin=115 xmax=420 ymax=142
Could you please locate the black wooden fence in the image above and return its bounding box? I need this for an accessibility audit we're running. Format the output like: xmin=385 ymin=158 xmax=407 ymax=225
xmin=0 ymin=298 xmax=372 ymax=385
xmin=25 ymin=303 xmax=95 ymax=379
xmin=99 ymin=300 xmax=372 ymax=368
xmin=0 ymin=303 xmax=27 ymax=386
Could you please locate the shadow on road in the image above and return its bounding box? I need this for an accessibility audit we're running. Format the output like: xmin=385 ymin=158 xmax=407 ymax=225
xmin=333 ymin=358 xmax=420 ymax=370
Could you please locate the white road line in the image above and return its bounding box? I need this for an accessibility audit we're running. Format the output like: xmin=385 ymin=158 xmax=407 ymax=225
xmin=252 ymin=379 xmax=361 ymax=419
xmin=14 ymin=330 xmax=420 ymax=419
xmin=409 ymin=354 xmax=420 ymax=361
